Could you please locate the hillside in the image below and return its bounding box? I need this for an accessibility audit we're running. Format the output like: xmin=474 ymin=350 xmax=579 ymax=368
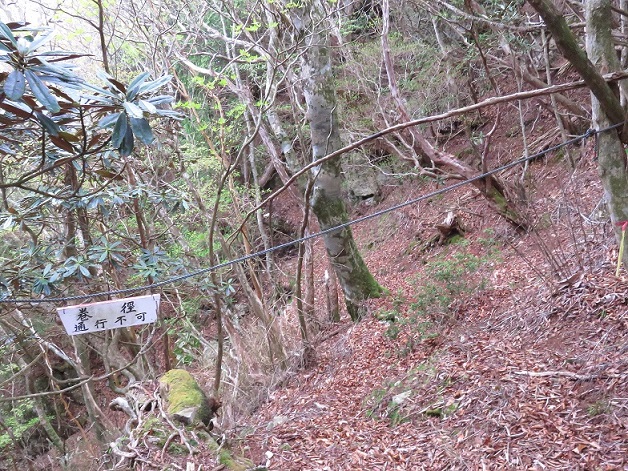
xmin=3 ymin=3 xmax=628 ymax=470
xmin=232 ymin=148 xmax=628 ymax=469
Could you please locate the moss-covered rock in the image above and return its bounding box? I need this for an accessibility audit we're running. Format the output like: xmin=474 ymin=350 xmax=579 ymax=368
xmin=159 ymin=369 xmax=212 ymax=427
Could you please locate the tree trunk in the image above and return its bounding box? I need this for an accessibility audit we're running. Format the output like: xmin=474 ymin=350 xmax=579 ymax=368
xmin=325 ymin=266 xmax=340 ymax=323
xmin=586 ymin=0 xmax=628 ymax=264
xmin=527 ymin=0 xmax=628 ymax=139
xmin=297 ymin=0 xmax=383 ymax=321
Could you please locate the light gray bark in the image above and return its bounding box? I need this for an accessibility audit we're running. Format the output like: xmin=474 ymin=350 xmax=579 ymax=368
xmin=527 ymin=0 xmax=627 ymax=131
xmin=586 ymin=0 xmax=628 ymax=262
xmin=297 ymin=0 xmax=383 ymax=321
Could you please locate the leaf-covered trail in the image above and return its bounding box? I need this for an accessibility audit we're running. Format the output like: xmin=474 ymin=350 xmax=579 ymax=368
xmin=244 ymin=273 xmax=628 ymax=470
xmin=242 ymin=175 xmax=628 ymax=470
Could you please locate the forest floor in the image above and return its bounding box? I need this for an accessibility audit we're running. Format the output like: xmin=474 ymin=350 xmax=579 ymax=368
xmin=233 ymin=142 xmax=628 ymax=470
xmin=30 ymin=85 xmax=626 ymax=471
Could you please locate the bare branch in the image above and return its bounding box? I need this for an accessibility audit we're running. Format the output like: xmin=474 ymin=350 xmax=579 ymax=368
xmin=241 ymin=71 xmax=628 ymax=224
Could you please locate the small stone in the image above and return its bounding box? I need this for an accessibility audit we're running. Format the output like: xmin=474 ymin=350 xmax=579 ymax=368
xmin=266 ymin=415 xmax=288 ymax=430
xmin=392 ymin=390 xmax=412 ymax=405
xmin=173 ymin=407 xmax=197 ymax=425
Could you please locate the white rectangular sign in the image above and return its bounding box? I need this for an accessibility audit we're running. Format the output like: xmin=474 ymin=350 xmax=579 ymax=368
xmin=57 ymin=294 xmax=160 ymax=336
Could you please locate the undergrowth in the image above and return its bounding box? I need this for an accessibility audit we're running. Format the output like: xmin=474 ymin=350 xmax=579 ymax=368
xmin=364 ymin=357 xmax=459 ymax=426
xmin=377 ymin=237 xmax=498 ymax=356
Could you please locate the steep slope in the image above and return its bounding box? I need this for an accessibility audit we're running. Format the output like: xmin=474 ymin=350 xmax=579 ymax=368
xmin=240 ymin=149 xmax=628 ymax=470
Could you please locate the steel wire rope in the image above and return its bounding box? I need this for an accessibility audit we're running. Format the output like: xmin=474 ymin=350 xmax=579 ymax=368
xmin=0 ymin=123 xmax=619 ymax=305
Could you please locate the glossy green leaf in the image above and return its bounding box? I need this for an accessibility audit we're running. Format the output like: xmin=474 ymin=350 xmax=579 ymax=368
xmin=0 ymin=22 xmax=17 ymax=46
xmin=1 ymin=215 xmax=13 ymax=230
xmin=36 ymin=50 xmax=84 ymax=57
xmin=126 ymin=72 xmax=151 ymax=100
xmin=32 ymin=59 xmax=78 ymax=81
xmin=138 ymin=99 xmax=157 ymax=114
xmin=33 ymin=74 xmax=83 ymax=90
xmin=84 ymin=94 xmax=118 ymax=104
xmin=123 ymin=101 xmax=143 ymax=118
xmin=35 ymin=111 xmax=60 ymax=136
xmin=0 ymin=143 xmax=14 ymax=154
xmin=24 ymin=69 xmax=60 ymax=112
xmin=4 ymin=70 xmax=26 ymax=100
xmin=155 ymin=109 xmax=184 ymax=119
xmin=98 ymin=112 xmax=121 ymax=128
xmin=78 ymin=265 xmax=91 ymax=277
xmin=82 ymin=82 xmax=120 ymax=100
xmin=24 ymin=30 xmax=54 ymax=55
xmin=111 ymin=113 xmax=127 ymax=148
xmin=138 ymin=75 xmax=171 ymax=94
xmin=87 ymin=196 xmax=105 ymax=210
xmin=49 ymin=270 xmax=61 ymax=283
xmin=119 ymin=126 xmax=134 ymax=157
xmin=147 ymin=95 xmax=174 ymax=105
xmin=130 ymin=117 xmax=154 ymax=145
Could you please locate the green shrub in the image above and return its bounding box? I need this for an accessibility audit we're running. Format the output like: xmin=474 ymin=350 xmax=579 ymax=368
xmin=381 ymin=251 xmax=491 ymax=354
xmin=0 ymin=399 xmax=41 ymax=451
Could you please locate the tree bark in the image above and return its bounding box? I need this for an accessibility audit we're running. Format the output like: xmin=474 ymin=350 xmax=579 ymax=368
xmin=527 ymin=0 xmax=628 ymax=140
xmin=586 ymin=0 xmax=628 ymax=264
xmin=297 ymin=0 xmax=383 ymax=321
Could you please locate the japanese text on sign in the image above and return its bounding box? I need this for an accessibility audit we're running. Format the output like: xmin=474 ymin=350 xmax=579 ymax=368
xmin=57 ymin=294 xmax=160 ymax=336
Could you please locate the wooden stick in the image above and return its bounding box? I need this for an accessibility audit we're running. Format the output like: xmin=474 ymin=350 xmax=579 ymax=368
xmin=514 ymin=370 xmax=627 ymax=380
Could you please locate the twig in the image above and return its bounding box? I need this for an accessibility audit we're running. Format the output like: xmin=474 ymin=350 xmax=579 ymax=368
xmin=154 ymin=389 xmax=195 ymax=457
xmin=313 ymin=323 xmax=352 ymax=344
xmin=0 ymin=324 xmax=158 ymax=402
xmin=0 ymin=352 xmax=43 ymax=388
xmin=109 ymin=438 xmax=137 ymax=470
xmin=514 ymin=370 xmax=627 ymax=380
xmin=239 ymin=70 xmax=628 ymax=228
xmin=161 ymin=432 xmax=180 ymax=459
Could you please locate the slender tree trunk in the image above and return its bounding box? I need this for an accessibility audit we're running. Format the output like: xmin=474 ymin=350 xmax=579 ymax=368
xmin=295 ymin=179 xmax=314 ymax=362
xmin=541 ymin=27 xmax=575 ymax=167
xmin=527 ymin=0 xmax=628 ymax=139
xmin=586 ymin=0 xmax=628 ymax=264
xmin=297 ymin=0 xmax=383 ymax=321
xmin=304 ymin=238 xmax=315 ymax=323
xmin=325 ymin=266 xmax=340 ymax=323
xmin=63 ymin=166 xmax=79 ymax=259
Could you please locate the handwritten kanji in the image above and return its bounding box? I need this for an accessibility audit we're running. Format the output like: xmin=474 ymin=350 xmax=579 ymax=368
xmin=74 ymin=322 xmax=88 ymax=333
xmin=77 ymin=307 xmax=92 ymax=322
xmin=121 ymin=301 xmax=137 ymax=313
